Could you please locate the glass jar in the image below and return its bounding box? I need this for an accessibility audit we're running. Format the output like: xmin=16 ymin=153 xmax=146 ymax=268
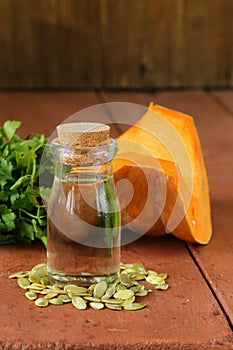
xmin=47 ymin=138 xmax=121 ymax=286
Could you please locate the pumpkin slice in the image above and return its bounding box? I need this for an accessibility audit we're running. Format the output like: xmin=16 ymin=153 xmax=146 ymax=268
xmin=113 ymin=103 xmax=212 ymax=244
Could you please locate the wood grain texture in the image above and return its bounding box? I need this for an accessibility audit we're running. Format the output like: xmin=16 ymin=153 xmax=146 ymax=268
xmin=211 ymin=90 xmax=233 ymax=114
xmin=0 ymin=0 xmax=232 ymax=88
xmin=100 ymin=0 xmax=144 ymax=88
xmin=0 ymin=92 xmax=100 ymax=137
xmin=0 ymin=238 xmax=232 ymax=349
xmin=0 ymin=91 xmax=233 ymax=348
xmin=0 ymin=0 xmax=102 ymax=89
xmin=183 ymin=0 xmax=233 ymax=87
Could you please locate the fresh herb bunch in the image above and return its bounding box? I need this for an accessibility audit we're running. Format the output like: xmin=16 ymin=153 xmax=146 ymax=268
xmin=0 ymin=121 xmax=48 ymax=246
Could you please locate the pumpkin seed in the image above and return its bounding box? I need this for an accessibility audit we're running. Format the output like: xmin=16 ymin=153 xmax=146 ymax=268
xmin=73 ymin=286 xmax=88 ymax=294
xmin=102 ymin=298 xmax=123 ymax=305
xmin=137 ymin=284 xmax=145 ymax=291
xmin=31 ymin=263 xmax=47 ymax=273
xmin=29 ymin=289 xmax=43 ymax=294
xmin=28 ymin=272 xmax=40 ymax=284
xmin=57 ymin=294 xmax=71 ymax=303
xmin=29 ymin=288 xmax=44 ymax=293
xmin=101 ymin=293 xmax=109 ymax=300
xmin=111 ymin=281 xmax=120 ymax=288
xmin=9 ymin=271 xmax=29 ymax=279
xmin=35 ymin=298 xmax=49 ymax=307
xmin=132 ymin=263 xmax=148 ymax=275
xmin=29 ymin=289 xmax=40 ymax=294
xmin=134 ymin=273 xmax=145 ymax=281
xmin=135 ymin=289 xmax=148 ymax=297
xmin=72 ymin=296 xmax=87 ymax=310
xmin=114 ymin=289 xmax=134 ymax=300
xmin=30 ymin=283 xmax=46 ymax=290
xmin=49 ymin=298 xmax=63 ymax=305
xmin=88 ymin=283 xmax=96 ymax=294
xmin=25 ymin=291 xmax=37 ymax=300
xmin=67 ymin=292 xmax=75 ymax=298
xmin=105 ymin=303 xmax=122 ymax=310
xmin=84 ymin=296 xmax=101 ymax=302
xmin=93 ymin=281 xmax=107 ymax=298
xmin=123 ymin=268 xmax=136 ymax=274
xmin=145 ymin=275 xmax=163 ymax=285
xmin=121 ymin=296 xmax=135 ymax=307
xmin=119 ymin=272 xmax=132 ymax=286
xmin=29 ymin=266 xmax=48 ymax=284
xmin=89 ymin=302 xmax=104 ymax=310
xmin=64 ymin=284 xmax=87 ymax=294
xmin=44 ymin=292 xmax=59 ymax=299
xmin=147 ymin=270 xmax=158 ymax=276
xmin=75 ymin=293 xmax=92 ymax=297
xmin=10 ymin=261 xmax=170 ymax=312
xmin=105 ymin=285 xmax=116 ymax=298
xmin=9 ymin=271 xmax=23 ymax=279
xmin=40 ymin=276 xmax=51 ymax=286
xmin=68 ymin=291 xmax=90 ymax=298
xmin=31 ymin=264 xmax=48 ymax=279
xmin=40 ymin=288 xmax=58 ymax=294
xmin=18 ymin=277 xmax=30 ymax=289
xmin=155 ymin=283 xmax=169 ymax=290
xmin=52 ymin=286 xmax=66 ymax=294
xmin=120 ymin=263 xmax=133 ymax=269
xmin=124 ymin=303 xmax=146 ymax=311
xmin=116 ymin=284 xmax=127 ymax=291
xmin=129 ymin=285 xmax=140 ymax=293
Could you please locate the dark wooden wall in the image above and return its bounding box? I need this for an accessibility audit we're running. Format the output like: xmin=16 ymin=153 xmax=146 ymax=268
xmin=0 ymin=0 xmax=232 ymax=89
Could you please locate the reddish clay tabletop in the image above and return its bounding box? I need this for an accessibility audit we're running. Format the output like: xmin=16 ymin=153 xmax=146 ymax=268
xmin=0 ymin=91 xmax=233 ymax=349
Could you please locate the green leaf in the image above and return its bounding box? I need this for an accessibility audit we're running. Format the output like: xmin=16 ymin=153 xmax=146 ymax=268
xmin=26 ymin=187 xmax=41 ymax=206
xmin=3 ymin=120 xmax=21 ymax=140
xmin=0 ymin=120 xmax=48 ymax=246
xmin=40 ymin=235 xmax=47 ymax=247
xmin=17 ymin=220 xmax=35 ymax=242
xmin=10 ymin=175 xmax=30 ymax=191
xmin=2 ymin=143 xmax=10 ymax=158
xmin=12 ymin=193 xmax=33 ymax=211
xmin=0 ymin=233 xmax=15 ymax=244
xmin=0 ymin=205 xmax=16 ymax=232
xmin=0 ymin=179 xmax=7 ymax=190
xmin=0 ymin=158 xmax=13 ymax=180
xmin=13 ymin=142 xmax=34 ymax=167
xmin=10 ymin=192 xmax=20 ymax=204
xmin=2 ymin=212 xmax=16 ymax=231
xmin=0 ymin=190 xmax=9 ymax=201
xmin=32 ymin=218 xmax=46 ymax=239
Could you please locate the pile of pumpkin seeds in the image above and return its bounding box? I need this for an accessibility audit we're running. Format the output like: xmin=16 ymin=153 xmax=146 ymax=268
xmin=9 ymin=262 xmax=169 ymax=311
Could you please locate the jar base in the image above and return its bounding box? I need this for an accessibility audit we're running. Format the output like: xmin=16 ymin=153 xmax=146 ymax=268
xmin=48 ymin=268 xmax=119 ymax=287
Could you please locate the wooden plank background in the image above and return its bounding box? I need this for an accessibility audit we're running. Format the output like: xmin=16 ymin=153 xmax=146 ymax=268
xmin=0 ymin=0 xmax=232 ymax=89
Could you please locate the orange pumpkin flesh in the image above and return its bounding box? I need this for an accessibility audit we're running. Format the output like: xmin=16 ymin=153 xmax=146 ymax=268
xmin=113 ymin=103 xmax=212 ymax=244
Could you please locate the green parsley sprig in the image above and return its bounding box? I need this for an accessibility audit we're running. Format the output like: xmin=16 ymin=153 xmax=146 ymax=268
xmin=0 ymin=121 xmax=47 ymax=246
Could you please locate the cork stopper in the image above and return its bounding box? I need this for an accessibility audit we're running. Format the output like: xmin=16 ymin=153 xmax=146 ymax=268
xmin=57 ymin=122 xmax=110 ymax=147
xmin=55 ymin=122 xmax=111 ymax=166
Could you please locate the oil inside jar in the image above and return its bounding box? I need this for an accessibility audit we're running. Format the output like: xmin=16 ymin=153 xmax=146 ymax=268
xmin=47 ymin=173 xmax=120 ymax=286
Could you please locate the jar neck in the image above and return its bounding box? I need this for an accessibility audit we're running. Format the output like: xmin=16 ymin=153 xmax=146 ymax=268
xmin=50 ymin=138 xmax=117 ymax=182
xmin=50 ymin=138 xmax=118 ymax=167
xmin=55 ymin=161 xmax=113 ymax=182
